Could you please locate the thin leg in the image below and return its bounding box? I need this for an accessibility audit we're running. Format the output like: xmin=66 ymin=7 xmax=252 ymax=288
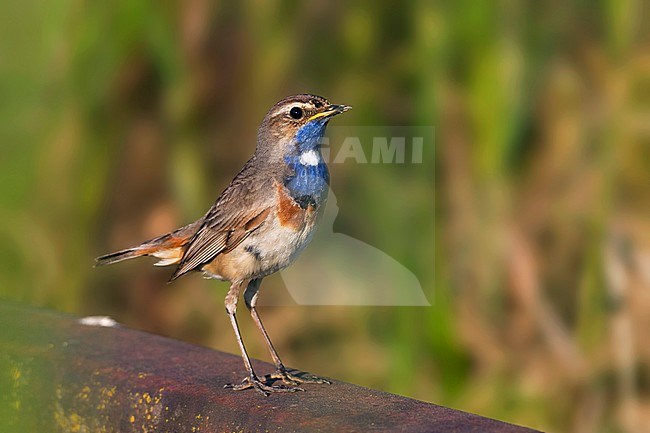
xmin=223 ymin=280 xmax=300 ymax=396
xmin=244 ymin=279 xmax=330 ymax=386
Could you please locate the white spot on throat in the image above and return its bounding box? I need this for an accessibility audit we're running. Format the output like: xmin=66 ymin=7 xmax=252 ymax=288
xmin=299 ymin=150 xmax=321 ymax=166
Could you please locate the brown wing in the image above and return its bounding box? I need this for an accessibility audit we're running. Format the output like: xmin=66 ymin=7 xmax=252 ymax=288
xmin=168 ymin=207 xmax=270 ymax=281
xmin=169 ymin=158 xmax=273 ymax=281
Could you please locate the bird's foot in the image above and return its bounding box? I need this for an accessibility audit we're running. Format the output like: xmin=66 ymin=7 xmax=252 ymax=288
xmin=224 ymin=375 xmax=304 ymax=396
xmin=265 ymin=368 xmax=331 ymax=386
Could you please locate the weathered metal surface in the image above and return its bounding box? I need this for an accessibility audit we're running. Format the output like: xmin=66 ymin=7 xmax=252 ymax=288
xmin=0 ymin=303 xmax=540 ymax=432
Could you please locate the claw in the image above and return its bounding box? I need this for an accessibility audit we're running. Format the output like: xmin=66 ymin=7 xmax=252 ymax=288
xmin=225 ymin=375 xmax=304 ymax=396
xmin=265 ymin=368 xmax=332 ymax=386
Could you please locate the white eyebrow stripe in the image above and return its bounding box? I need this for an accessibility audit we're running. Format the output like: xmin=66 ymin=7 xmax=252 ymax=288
xmin=273 ymin=102 xmax=312 ymax=118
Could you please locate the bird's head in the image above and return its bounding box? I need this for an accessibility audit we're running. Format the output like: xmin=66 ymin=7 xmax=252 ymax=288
xmin=256 ymin=94 xmax=351 ymax=158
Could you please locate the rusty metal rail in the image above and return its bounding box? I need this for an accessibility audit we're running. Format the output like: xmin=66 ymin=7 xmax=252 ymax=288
xmin=0 ymin=303 xmax=539 ymax=432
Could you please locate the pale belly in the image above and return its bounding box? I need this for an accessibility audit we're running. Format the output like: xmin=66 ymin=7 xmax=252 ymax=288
xmin=200 ymin=204 xmax=320 ymax=282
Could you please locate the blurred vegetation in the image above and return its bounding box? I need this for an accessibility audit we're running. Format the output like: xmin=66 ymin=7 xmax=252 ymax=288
xmin=1 ymin=1 xmax=649 ymax=432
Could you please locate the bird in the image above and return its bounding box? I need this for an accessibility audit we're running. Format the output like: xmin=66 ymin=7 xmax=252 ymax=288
xmin=95 ymin=94 xmax=351 ymax=395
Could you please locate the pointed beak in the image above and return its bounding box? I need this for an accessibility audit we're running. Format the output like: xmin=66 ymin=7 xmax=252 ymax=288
xmin=328 ymin=104 xmax=352 ymax=115
xmin=307 ymin=104 xmax=352 ymax=121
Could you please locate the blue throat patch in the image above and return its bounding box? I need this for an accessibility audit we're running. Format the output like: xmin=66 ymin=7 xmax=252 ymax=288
xmin=283 ymin=119 xmax=330 ymax=207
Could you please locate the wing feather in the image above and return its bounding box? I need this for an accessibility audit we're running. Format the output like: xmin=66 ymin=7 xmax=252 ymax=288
xmin=169 ymin=206 xmax=271 ymax=281
xmin=169 ymin=156 xmax=277 ymax=281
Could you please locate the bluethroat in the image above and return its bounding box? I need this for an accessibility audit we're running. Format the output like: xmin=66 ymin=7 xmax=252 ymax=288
xmin=96 ymin=94 xmax=351 ymax=395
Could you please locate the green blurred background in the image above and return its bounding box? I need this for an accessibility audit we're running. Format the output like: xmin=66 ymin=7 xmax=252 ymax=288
xmin=1 ymin=1 xmax=648 ymax=432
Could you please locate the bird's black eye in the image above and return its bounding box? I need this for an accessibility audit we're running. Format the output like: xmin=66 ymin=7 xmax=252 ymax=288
xmin=289 ymin=106 xmax=303 ymax=119
xmin=312 ymin=99 xmax=323 ymax=108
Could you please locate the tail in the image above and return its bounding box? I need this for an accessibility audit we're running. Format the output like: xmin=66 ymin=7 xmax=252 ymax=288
xmin=95 ymin=247 xmax=147 ymax=266
xmin=94 ymin=220 xmax=202 ymax=268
